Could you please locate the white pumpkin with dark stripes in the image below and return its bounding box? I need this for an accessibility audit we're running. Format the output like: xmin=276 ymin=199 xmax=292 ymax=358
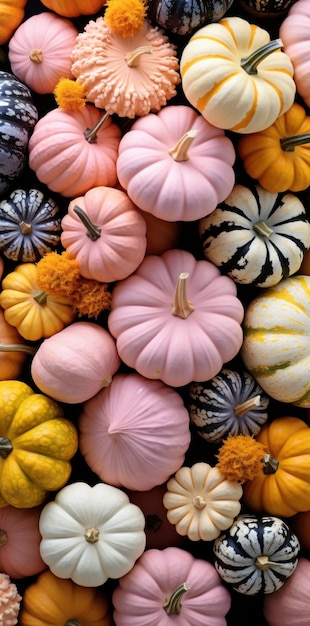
xmin=213 ymin=514 xmax=300 ymax=595
xmin=199 ymin=184 xmax=310 ymax=288
xmin=188 ymin=368 xmax=269 ymax=443
xmin=147 ymin=0 xmax=234 ymax=35
xmin=0 ymin=188 xmax=61 ymax=262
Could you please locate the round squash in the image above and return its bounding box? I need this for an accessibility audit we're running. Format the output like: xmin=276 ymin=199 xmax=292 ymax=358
xmin=0 ymin=504 xmax=46 ymax=578
xmin=213 ymin=513 xmax=300 ymax=594
xmin=0 ymin=306 xmax=35 ymax=380
xmin=238 ymin=0 xmax=298 ymax=17
xmin=39 ymin=0 xmax=105 ymax=17
xmin=263 ymin=557 xmax=310 ymax=626
xmin=147 ymin=0 xmax=235 ymax=35
xmin=39 ymin=481 xmax=146 ymax=587
xmin=0 ymin=0 xmax=26 ymax=46
xmin=199 ymin=184 xmax=310 ymax=287
xmin=290 ymin=510 xmax=310 ymax=554
xmin=280 ymin=0 xmax=310 ymax=109
xmin=180 ymin=16 xmax=296 ymax=134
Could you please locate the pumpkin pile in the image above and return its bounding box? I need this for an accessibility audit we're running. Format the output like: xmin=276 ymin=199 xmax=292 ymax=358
xmin=1 ymin=0 xmax=310 ymax=625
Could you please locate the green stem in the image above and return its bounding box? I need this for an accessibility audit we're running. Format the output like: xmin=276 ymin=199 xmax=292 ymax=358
xmin=0 ymin=343 xmax=37 ymax=356
xmin=163 ymin=583 xmax=190 ymax=615
xmin=73 ymin=206 xmax=101 ymax=241
xmin=280 ymin=134 xmax=310 ymax=152
xmin=254 ymin=221 xmax=273 ymax=237
xmin=33 ymin=290 xmax=48 ymax=304
xmin=241 ymin=38 xmax=283 ymax=75
xmin=0 ymin=438 xmax=12 ymax=459
xmin=263 ymin=453 xmax=279 ymax=474
xmin=84 ymin=112 xmax=109 ymax=144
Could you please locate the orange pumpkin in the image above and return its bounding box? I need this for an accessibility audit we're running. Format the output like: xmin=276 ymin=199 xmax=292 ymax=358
xmin=39 ymin=0 xmax=105 ymax=17
xmin=0 ymin=306 xmax=35 ymax=380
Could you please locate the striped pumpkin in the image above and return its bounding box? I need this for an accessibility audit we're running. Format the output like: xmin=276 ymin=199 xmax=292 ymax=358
xmin=147 ymin=0 xmax=234 ymax=35
xmin=241 ymin=275 xmax=310 ymax=407
xmin=213 ymin=514 xmax=300 ymax=595
xmin=188 ymin=369 xmax=269 ymax=444
xmin=199 ymin=184 xmax=310 ymax=288
xmin=180 ymin=16 xmax=296 ymax=133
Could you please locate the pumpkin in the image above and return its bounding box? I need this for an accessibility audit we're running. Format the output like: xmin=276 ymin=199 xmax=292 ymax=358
xmin=263 ymin=557 xmax=310 ymax=626
xmin=280 ymin=0 xmax=310 ymax=109
xmin=0 ymin=71 xmax=38 ymax=196
xmin=241 ymin=275 xmax=310 ymax=407
xmin=8 ymin=12 xmax=79 ymax=95
xmin=213 ymin=514 xmax=300 ymax=595
xmin=0 ymin=188 xmax=62 ymax=262
xmin=19 ymin=569 xmax=112 ymax=626
xmin=140 ymin=211 xmax=182 ymax=255
xmin=0 ymin=379 xmax=78 ymax=508
xmin=199 ymin=184 xmax=310 ymax=287
xmin=78 ymin=372 xmax=191 ymax=491
xmin=242 ymin=416 xmax=310 ymax=517
xmin=238 ymin=0 xmax=298 ymax=17
xmin=108 ymin=249 xmax=244 ymax=388
xmin=0 ymin=0 xmax=26 ymax=46
xmin=162 ymin=462 xmax=243 ymax=541
xmin=0 ymin=306 xmax=35 ymax=380
xmin=116 ymin=105 xmax=236 ymax=222
xmin=70 ymin=17 xmax=180 ymax=119
xmin=28 ymin=105 xmax=121 ymax=197
xmin=112 ymin=546 xmax=231 ymax=625
xmin=0 ymin=572 xmax=21 ymax=626
xmin=147 ymin=0 xmax=235 ymax=35
xmin=0 ymin=505 xmax=45 ymax=578
xmin=60 ymin=186 xmax=147 ymax=283
xmin=290 ymin=510 xmax=310 ymax=554
xmin=188 ymin=368 xmax=269 ymax=443
xmin=0 ymin=262 xmax=75 ymax=341
xmin=39 ymin=481 xmax=146 ymax=587
xmin=39 ymin=0 xmax=105 ymax=17
xmin=30 ymin=321 xmax=120 ymax=404
xmin=238 ymin=103 xmax=310 ymax=193
xmin=180 ymin=16 xmax=296 ymax=134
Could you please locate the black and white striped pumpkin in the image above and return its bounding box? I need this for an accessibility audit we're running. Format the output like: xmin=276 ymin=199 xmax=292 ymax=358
xmin=213 ymin=514 xmax=300 ymax=595
xmin=0 ymin=71 xmax=38 ymax=196
xmin=0 ymin=188 xmax=62 ymax=262
xmin=199 ymin=184 xmax=310 ymax=288
xmin=147 ymin=0 xmax=234 ymax=35
xmin=188 ymin=369 xmax=269 ymax=443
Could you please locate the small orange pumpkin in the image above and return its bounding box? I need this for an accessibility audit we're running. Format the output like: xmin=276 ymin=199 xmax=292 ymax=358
xmin=39 ymin=0 xmax=105 ymax=17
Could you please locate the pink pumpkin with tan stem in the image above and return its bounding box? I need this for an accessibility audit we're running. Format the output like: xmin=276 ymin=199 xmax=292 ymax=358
xmin=108 ymin=249 xmax=244 ymax=387
xmin=116 ymin=105 xmax=236 ymax=222
xmin=0 ymin=505 xmax=46 ymax=579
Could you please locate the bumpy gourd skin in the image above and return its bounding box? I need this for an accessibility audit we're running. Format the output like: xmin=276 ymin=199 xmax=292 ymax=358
xmin=0 ymin=380 xmax=78 ymax=508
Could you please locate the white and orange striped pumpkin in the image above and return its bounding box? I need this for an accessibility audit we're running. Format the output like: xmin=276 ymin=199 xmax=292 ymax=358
xmin=180 ymin=16 xmax=296 ymax=134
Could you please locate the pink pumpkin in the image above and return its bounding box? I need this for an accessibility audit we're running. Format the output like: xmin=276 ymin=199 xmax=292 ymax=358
xmin=108 ymin=249 xmax=244 ymax=387
xmin=263 ymin=557 xmax=310 ymax=626
xmin=0 ymin=505 xmax=46 ymax=579
xmin=280 ymin=0 xmax=310 ymax=109
xmin=78 ymin=372 xmax=191 ymax=491
xmin=8 ymin=12 xmax=79 ymax=94
xmin=112 ymin=546 xmax=231 ymax=626
xmin=116 ymin=105 xmax=236 ymax=221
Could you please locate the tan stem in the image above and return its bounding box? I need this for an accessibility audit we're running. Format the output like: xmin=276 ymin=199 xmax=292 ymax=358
xmin=125 ymin=45 xmax=152 ymax=67
xmin=0 ymin=530 xmax=8 ymax=547
xmin=19 ymin=221 xmax=32 ymax=235
xmin=168 ymin=130 xmax=198 ymax=161
xmin=172 ymin=273 xmax=194 ymax=319
xmin=255 ymin=555 xmax=279 ymax=570
xmin=0 ymin=343 xmax=37 ymax=356
xmin=234 ymin=395 xmax=261 ymax=418
xmin=254 ymin=221 xmax=273 ymax=237
xmin=163 ymin=583 xmax=190 ymax=615
xmin=84 ymin=527 xmax=100 ymax=543
xmin=192 ymin=495 xmax=206 ymax=510
xmin=29 ymin=48 xmax=43 ymax=63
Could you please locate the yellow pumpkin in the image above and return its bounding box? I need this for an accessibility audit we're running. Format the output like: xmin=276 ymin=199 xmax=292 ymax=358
xmin=0 ymin=0 xmax=26 ymax=45
xmin=0 ymin=263 xmax=75 ymax=341
xmin=0 ymin=380 xmax=78 ymax=508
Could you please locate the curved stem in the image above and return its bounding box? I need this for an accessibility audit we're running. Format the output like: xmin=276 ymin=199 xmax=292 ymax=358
xmin=241 ymin=38 xmax=283 ymax=75
xmin=33 ymin=290 xmax=48 ymax=305
xmin=172 ymin=273 xmax=194 ymax=319
xmin=84 ymin=112 xmax=109 ymax=144
xmin=73 ymin=206 xmax=101 ymax=241
xmin=163 ymin=583 xmax=190 ymax=615
xmin=263 ymin=453 xmax=279 ymax=474
xmin=254 ymin=221 xmax=273 ymax=237
xmin=234 ymin=395 xmax=261 ymax=418
xmin=125 ymin=45 xmax=152 ymax=67
xmin=255 ymin=555 xmax=279 ymax=570
xmin=0 ymin=438 xmax=12 ymax=459
xmin=280 ymin=133 xmax=310 ymax=152
xmin=168 ymin=130 xmax=198 ymax=161
xmin=0 ymin=343 xmax=37 ymax=356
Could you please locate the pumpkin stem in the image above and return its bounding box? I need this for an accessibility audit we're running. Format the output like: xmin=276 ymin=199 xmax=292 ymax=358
xmin=192 ymin=495 xmax=206 ymax=510
xmin=0 ymin=530 xmax=8 ymax=547
xmin=19 ymin=221 xmax=33 ymax=235
xmin=73 ymin=205 xmax=101 ymax=241
xmin=84 ymin=111 xmax=109 ymax=144
xmin=280 ymin=133 xmax=310 ymax=152
xmin=254 ymin=221 xmax=273 ymax=238
xmin=234 ymin=395 xmax=261 ymax=418
xmin=84 ymin=527 xmax=100 ymax=543
xmin=125 ymin=45 xmax=152 ymax=67
xmin=0 ymin=438 xmax=12 ymax=459
xmin=255 ymin=555 xmax=279 ymax=570
xmin=29 ymin=48 xmax=43 ymax=63
xmin=33 ymin=290 xmax=49 ymax=305
xmin=65 ymin=621 xmax=82 ymax=626
xmin=240 ymin=38 xmax=283 ymax=75
xmin=172 ymin=273 xmax=194 ymax=319
xmin=263 ymin=453 xmax=280 ymax=474
xmin=0 ymin=343 xmax=37 ymax=356
xmin=168 ymin=130 xmax=198 ymax=161
xmin=163 ymin=583 xmax=190 ymax=615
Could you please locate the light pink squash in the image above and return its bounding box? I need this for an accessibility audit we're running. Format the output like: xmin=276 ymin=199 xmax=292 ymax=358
xmin=264 ymin=557 xmax=310 ymax=626
xmin=280 ymin=0 xmax=310 ymax=109
xmin=0 ymin=505 xmax=46 ymax=579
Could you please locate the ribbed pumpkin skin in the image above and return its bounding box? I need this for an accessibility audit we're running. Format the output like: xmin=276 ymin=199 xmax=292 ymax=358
xmin=213 ymin=514 xmax=300 ymax=595
xmin=180 ymin=16 xmax=295 ymax=133
xmin=241 ymin=275 xmax=310 ymax=407
xmin=39 ymin=0 xmax=105 ymax=16
xmin=0 ymin=0 xmax=26 ymax=45
xmin=280 ymin=0 xmax=310 ymax=109
xmin=0 ymin=505 xmax=45 ymax=579
xmin=188 ymin=368 xmax=269 ymax=443
xmin=199 ymin=185 xmax=310 ymax=287
xmin=147 ymin=0 xmax=234 ymax=35
xmin=263 ymin=558 xmax=310 ymax=626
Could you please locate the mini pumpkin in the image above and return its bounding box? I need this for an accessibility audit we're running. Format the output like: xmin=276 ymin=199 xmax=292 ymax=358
xmin=39 ymin=481 xmax=146 ymax=587
xmin=0 ymin=188 xmax=62 ymax=262
xmin=279 ymin=0 xmax=310 ymax=109
xmin=147 ymin=0 xmax=235 ymax=35
xmin=39 ymin=0 xmax=105 ymax=16
xmin=0 ymin=504 xmax=45 ymax=579
xmin=213 ymin=513 xmax=300 ymax=594
xmin=0 ymin=305 xmax=35 ymax=380
xmin=180 ymin=16 xmax=296 ymax=133
xmin=0 ymin=0 xmax=26 ymax=46
xmin=263 ymin=557 xmax=310 ymax=626
xmin=0 ymin=380 xmax=78 ymax=508
xmin=199 ymin=184 xmax=310 ymax=287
